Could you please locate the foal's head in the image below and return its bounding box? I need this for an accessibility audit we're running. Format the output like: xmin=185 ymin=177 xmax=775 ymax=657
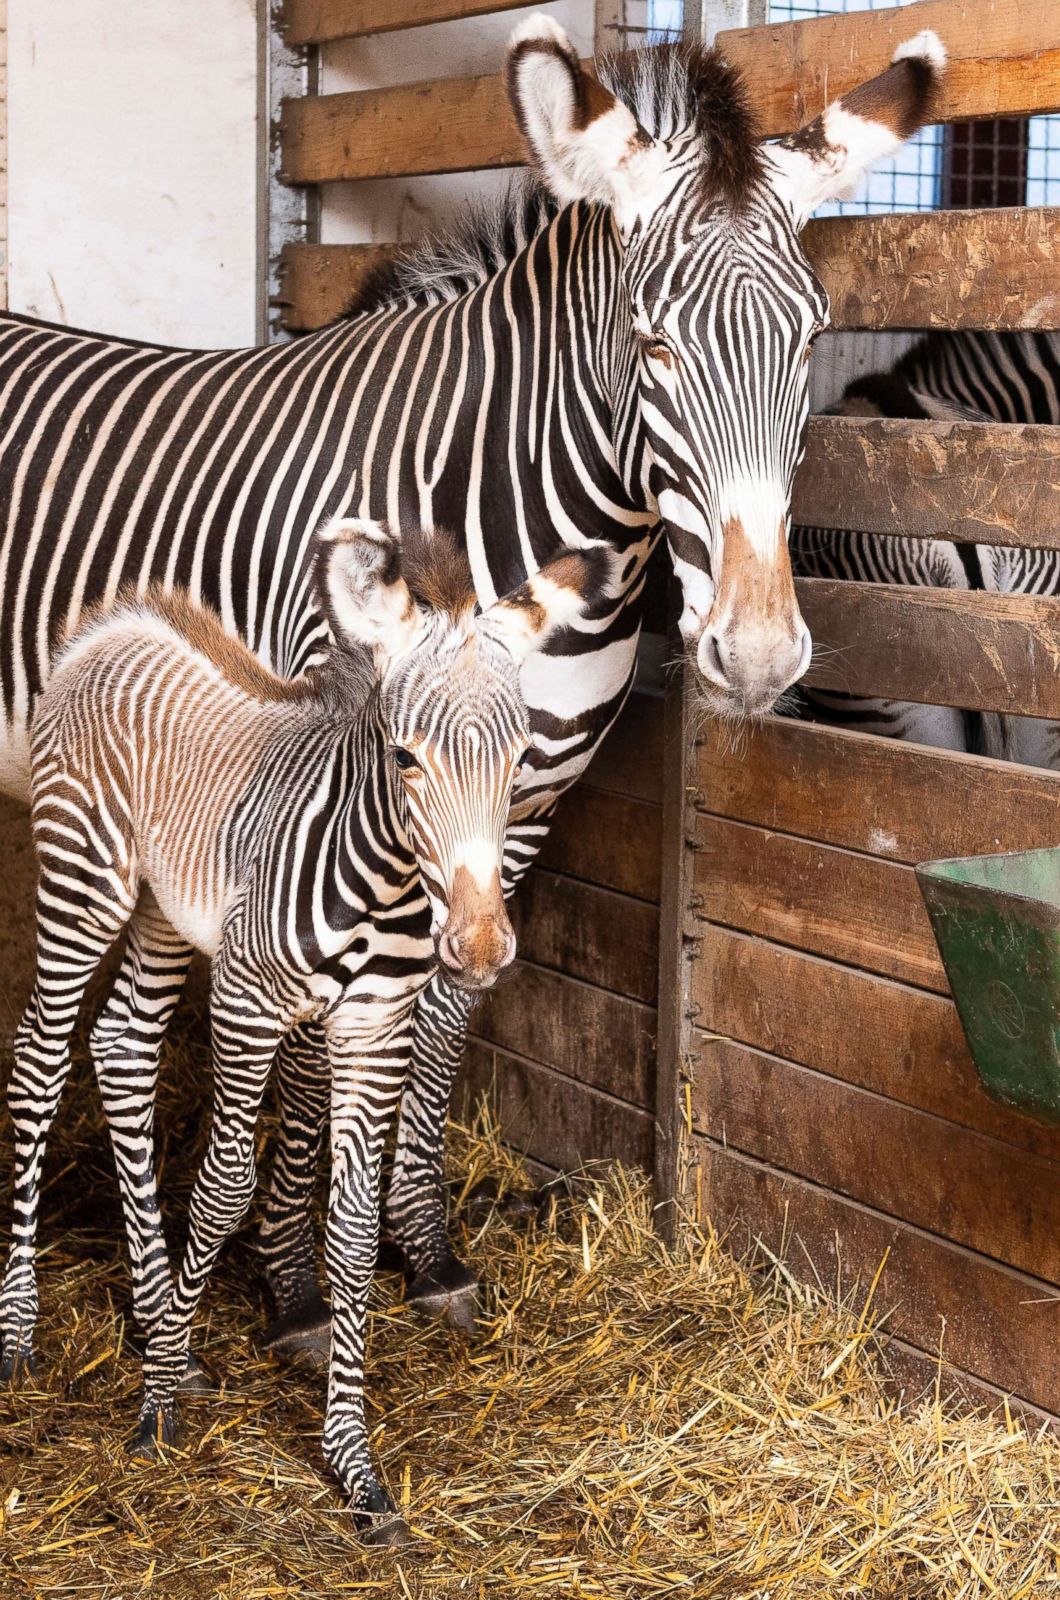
xmin=315 ymin=518 xmax=609 ymax=989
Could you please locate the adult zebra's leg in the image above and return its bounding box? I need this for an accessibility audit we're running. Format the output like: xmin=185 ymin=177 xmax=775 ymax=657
xmin=134 ymin=977 xmax=284 ymax=1454
xmin=322 ymin=995 xmax=414 ymax=1545
xmin=257 ymin=1022 xmax=332 ymax=1365
xmin=1 ymin=870 xmax=132 ymax=1380
xmin=89 ymin=892 xmax=209 ymax=1390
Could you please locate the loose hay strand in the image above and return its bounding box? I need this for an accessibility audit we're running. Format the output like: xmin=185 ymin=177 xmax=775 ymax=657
xmin=0 ymin=1014 xmax=1057 ymax=1598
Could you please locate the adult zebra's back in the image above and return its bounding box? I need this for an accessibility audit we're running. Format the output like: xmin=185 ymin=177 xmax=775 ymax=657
xmin=791 ymin=329 xmax=1060 ymax=770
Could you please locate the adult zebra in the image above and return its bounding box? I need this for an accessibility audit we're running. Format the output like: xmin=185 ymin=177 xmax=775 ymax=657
xmin=792 ymin=328 xmax=1060 ymax=769
xmin=0 ymin=16 xmax=945 ymax=1351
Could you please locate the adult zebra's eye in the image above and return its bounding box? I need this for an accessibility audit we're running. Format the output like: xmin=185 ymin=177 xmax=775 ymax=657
xmin=644 ymin=338 xmax=675 ymax=369
xmin=392 ymin=748 xmax=419 ymax=772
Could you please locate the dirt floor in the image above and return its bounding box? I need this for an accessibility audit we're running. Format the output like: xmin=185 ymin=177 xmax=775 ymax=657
xmin=0 ymin=1006 xmax=1058 ymax=1600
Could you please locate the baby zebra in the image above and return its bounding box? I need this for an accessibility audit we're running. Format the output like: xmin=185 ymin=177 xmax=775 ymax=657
xmin=1 ymin=518 xmax=607 ymax=1542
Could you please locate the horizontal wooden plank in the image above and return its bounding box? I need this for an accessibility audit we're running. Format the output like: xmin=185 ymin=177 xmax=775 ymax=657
xmin=694 ymin=814 xmax=946 ymax=991
xmin=798 ymin=578 xmax=1060 ymax=720
xmin=281 ymin=0 xmax=529 ymax=46
xmin=276 ymin=242 xmax=398 ymax=331
xmin=719 ymin=0 xmax=1060 ymax=136
xmin=690 ymin=1137 xmax=1060 ymax=1415
xmin=469 ymin=961 xmax=656 ymax=1108
xmin=693 ymin=927 xmax=1060 ymax=1162
xmin=281 ymin=68 xmax=525 ymax=184
xmin=539 ymin=787 xmax=661 ymax=904
xmin=460 ymin=1038 xmax=654 ymax=1174
xmin=697 ymin=717 xmax=1060 ymax=868
xmin=794 ymin=416 xmax=1060 ymax=546
xmin=693 ymin=1041 xmax=1060 ymax=1284
xmin=803 ymin=208 xmax=1060 ymax=333
xmin=583 ymin=691 xmax=663 ymax=804
xmin=281 ymin=211 xmax=1060 ymax=332
xmin=512 ymin=870 xmax=658 ymax=1004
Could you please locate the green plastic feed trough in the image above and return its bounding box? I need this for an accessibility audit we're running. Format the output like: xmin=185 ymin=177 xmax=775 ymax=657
xmin=916 ymin=847 xmax=1060 ymax=1125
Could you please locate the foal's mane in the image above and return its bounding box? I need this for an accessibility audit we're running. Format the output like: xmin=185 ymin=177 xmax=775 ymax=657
xmin=347 ymin=42 xmax=761 ymax=321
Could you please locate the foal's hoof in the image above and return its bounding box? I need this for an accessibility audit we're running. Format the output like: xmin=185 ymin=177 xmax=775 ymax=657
xmin=358 ymin=1485 xmax=411 ymax=1549
xmin=261 ymin=1292 xmax=332 ymax=1370
xmin=407 ymin=1257 xmax=479 ymax=1333
xmin=129 ymin=1403 xmax=179 ymax=1460
xmin=0 ymin=1343 xmax=35 ymax=1386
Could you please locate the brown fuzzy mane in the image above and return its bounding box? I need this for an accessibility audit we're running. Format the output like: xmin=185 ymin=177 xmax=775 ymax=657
xmin=399 ymin=525 xmax=477 ymax=621
xmin=72 ymin=586 xmax=319 ymax=704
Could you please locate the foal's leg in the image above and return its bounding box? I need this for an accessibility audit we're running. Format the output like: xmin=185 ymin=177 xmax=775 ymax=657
xmin=257 ymin=1022 xmax=332 ymax=1363
xmin=1 ymin=865 xmax=133 ymax=1379
xmin=322 ymin=996 xmax=415 ymax=1545
xmin=90 ymin=892 xmax=208 ymax=1388
xmin=134 ymin=970 xmax=284 ymax=1451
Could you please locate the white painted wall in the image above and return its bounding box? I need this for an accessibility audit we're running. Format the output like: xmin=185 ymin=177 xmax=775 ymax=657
xmin=7 ymin=0 xmax=259 ymax=348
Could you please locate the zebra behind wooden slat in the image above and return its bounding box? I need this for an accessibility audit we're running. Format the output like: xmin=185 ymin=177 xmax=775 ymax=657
xmin=1 ymin=518 xmax=608 ymax=1543
xmin=792 ymin=330 xmax=1060 ymax=768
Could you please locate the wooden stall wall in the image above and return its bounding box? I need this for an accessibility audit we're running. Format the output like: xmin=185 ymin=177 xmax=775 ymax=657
xmin=656 ymin=0 xmax=1060 ymax=1421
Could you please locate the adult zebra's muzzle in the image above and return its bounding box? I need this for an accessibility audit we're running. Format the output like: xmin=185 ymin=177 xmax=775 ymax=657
xmin=435 ymin=864 xmax=517 ymax=991
xmin=695 ymin=516 xmax=811 ymax=717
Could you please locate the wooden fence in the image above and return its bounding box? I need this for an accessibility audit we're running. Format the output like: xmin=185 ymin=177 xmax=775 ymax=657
xmin=277 ymin=0 xmax=1060 ymax=1419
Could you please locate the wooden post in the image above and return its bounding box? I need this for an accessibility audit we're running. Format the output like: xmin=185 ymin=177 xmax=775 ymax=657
xmin=653 ymin=646 xmax=700 ymax=1240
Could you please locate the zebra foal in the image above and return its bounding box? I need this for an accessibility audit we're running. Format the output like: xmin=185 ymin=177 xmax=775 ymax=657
xmin=1 ymin=517 xmax=605 ymax=1541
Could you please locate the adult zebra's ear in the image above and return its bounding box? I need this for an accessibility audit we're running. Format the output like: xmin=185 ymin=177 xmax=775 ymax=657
xmin=314 ymin=517 xmax=424 ymax=668
xmin=480 ymin=545 xmax=615 ymax=663
xmin=764 ymin=31 xmax=947 ymax=229
xmin=506 ymin=14 xmax=663 ymax=233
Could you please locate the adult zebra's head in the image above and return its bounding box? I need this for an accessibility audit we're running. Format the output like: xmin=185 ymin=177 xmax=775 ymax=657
xmin=507 ymin=18 xmax=946 ymax=715
xmin=317 ymin=518 xmax=611 ymax=989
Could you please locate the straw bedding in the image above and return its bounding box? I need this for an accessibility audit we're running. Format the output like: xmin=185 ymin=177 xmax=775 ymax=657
xmin=0 ymin=1006 xmax=1057 ymax=1599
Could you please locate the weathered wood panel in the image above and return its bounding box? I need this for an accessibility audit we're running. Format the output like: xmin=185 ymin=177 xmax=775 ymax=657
xmin=461 ymin=1038 xmax=654 ymax=1174
xmin=282 ymin=0 xmax=528 ymax=45
xmin=694 ymin=814 xmax=945 ymax=991
xmin=539 ymin=787 xmax=661 ymax=904
xmin=276 ymin=242 xmax=397 ymax=331
xmin=512 ymin=871 xmax=658 ymax=1004
xmin=697 ymin=718 xmax=1060 ymax=867
xmin=798 ymin=579 xmax=1060 ymax=720
xmin=719 ymin=0 xmax=1060 ymax=135
xmin=470 ymin=962 xmax=656 ymax=1108
xmin=803 ymin=208 xmax=1060 ymax=333
xmin=693 ymin=1040 xmax=1060 ymax=1284
xmin=693 ymin=927 xmax=1060 ymax=1161
xmin=281 ymin=68 xmax=526 ymax=184
xmin=690 ymin=1137 xmax=1060 ymax=1416
xmin=794 ymin=417 xmax=1060 ymax=547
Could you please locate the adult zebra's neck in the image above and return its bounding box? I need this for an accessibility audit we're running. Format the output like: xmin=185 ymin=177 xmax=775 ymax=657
xmin=315 ymin=200 xmax=651 ymax=615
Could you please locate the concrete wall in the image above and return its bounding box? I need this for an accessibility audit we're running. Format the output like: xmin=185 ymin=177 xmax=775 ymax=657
xmin=6 ymin=0 xmax=260 ymax=348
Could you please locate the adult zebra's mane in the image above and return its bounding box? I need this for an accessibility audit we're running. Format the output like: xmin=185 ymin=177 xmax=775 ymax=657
xmin=347 ymin=42 xmax=760 ymax=321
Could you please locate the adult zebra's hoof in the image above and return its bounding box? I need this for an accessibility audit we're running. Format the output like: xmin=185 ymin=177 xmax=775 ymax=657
xmin=261 ymin=1292 xmax=332 ymax=1370
xmin=0 ymin=1342 xmax=35 ymax=1385
xmin=129 ymin=1402 xmax=179 ymax=1460
xmin=407 ymin=1257 xmax=479 ymax=1332
xmin=358 ymin=1484 xmax=412 ymax=1548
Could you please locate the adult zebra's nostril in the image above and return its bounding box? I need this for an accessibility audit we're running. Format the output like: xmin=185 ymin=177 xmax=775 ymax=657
xmin=437 ymin=931 xmax=462 ymax=971
xmin=698 ymin=628 xmax=730 ymax=688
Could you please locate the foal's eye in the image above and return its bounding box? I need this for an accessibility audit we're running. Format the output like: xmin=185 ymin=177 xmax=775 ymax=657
xmin=392 ymin=748 xmax=419 ymax=772
xmin=514 ymin=746 xmax=533 ymax=774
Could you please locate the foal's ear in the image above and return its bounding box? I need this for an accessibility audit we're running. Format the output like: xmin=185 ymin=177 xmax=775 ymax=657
xmin=765 ymin=31 xmax=946 ymax=228
xmin=480 ymin=545 xmax=615 ymax=663
xmin=314 ymin=518 xmax=423 ymax=667
xmin=506 ymin=14 xmax=664 ymax=234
